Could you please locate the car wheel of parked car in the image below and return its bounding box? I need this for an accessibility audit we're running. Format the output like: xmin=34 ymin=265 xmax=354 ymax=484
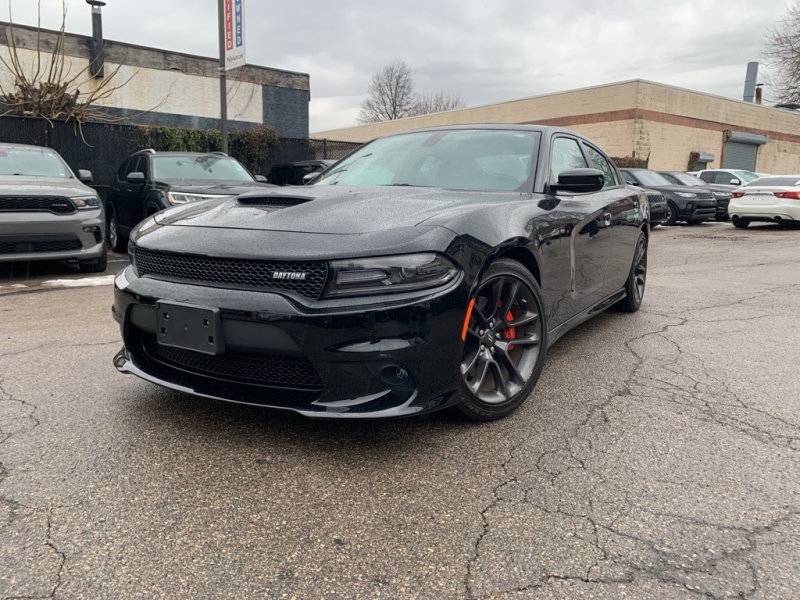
xmin=615 ymin=231 xmax=648 ymax=313
xmin=732 ymin=217 xmax=750 ymax=229
xmin=455 ymin=259 xmax=547 ymax=421
xmin=663 ymin=201 xmax=678 ymax=227
xmin=107 ymin=206 xmax=128 ymax=253
xmin=79 ymin=249 xmax=108 ymax=273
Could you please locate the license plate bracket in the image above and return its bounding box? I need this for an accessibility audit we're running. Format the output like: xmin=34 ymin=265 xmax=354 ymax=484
xmin=155 ymin=301 xmax=224 ymax=355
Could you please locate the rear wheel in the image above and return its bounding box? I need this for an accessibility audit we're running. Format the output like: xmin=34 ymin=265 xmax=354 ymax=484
xmin=107 ymin=205 xmax=128 ymax=253
xmin=455 ymin=259 xmax=547 ymax=421
xmin=615 ymin=231 xmax=648 ymax=313
xmin=732 ymin=217 xmax=750 ymax=229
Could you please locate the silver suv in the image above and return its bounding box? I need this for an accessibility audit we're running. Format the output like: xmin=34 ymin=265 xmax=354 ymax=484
xmin=0 ymin=143 xmax=107 ymax=272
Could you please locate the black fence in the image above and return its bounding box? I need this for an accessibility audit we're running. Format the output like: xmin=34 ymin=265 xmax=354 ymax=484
xmin=0 ymin=116 xmax=362 ymax=199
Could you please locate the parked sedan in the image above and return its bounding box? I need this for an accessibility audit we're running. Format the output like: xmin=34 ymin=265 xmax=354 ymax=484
xmin=113 ymin=125 xmax=649 ymax=421
xmin=658 ymin=171 xmax=732 ymax=221
xmin=620 ymin=168 xmax=716 ymax=226
xmin=0 ymin=143 xmax=106 ymax=272
xmin=729 ymin=175 xmax=800 ymax=228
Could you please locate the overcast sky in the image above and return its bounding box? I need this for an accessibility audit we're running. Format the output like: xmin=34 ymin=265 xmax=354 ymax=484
xmin=4 ymin=0 xmax=789 ymax=132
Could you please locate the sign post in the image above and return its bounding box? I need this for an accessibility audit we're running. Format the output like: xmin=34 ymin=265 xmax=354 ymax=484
xmin=218 ymin=0 xmax=245 ymax=153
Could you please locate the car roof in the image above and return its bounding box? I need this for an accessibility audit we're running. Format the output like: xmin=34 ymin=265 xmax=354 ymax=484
xmin=383 ymin=123 xmax=596 ymax=142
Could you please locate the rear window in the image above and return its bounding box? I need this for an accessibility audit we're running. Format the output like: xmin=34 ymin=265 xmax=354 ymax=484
xmin=744 ymin=176 xmax=800 ymax=187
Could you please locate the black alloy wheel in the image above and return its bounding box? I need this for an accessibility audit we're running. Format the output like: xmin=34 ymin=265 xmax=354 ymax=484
xmin=107 ymin=206 xmax=127 ymax=253
xmin=456 ymin=259 xmax=547 ymax=421
xmin=663 ymin=201 xmax=678 ymax=227
xmin=616 ymin=230 xmax=648 ymax=313
xmin=732 ymin=217 xmax=750 ymax=229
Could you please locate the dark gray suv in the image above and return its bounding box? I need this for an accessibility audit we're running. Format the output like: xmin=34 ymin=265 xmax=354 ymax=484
xmin=0 ymin=144 xmax=107 ymax=272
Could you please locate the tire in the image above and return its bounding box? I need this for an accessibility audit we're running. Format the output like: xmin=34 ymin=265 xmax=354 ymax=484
xmin=614 ymin=230 xmax=648 ymax=313
xmin=732 ymin=217 xmax=750 ymax=229
xmin=107 ymin=205 xmax=128 ymax=253
xmin=454 ymin=259 xmax=547 ymax=421
xmin=79 ymin=249 xmax=108 ymax=273
xmin=663 ymin=201 xmax=678 ymax=227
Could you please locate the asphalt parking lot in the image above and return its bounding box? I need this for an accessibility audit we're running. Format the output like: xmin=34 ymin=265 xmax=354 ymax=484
xmin=1 ymin=222 xmax=798 ymax=599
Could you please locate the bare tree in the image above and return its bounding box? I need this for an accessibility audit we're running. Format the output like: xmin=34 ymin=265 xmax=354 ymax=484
xmin=409 ymin=91 xmax=467 ymax=116
xmin=0 ymin=0 xmax=152 ymax=136
xmin=357 ymin=59 xmax=416 ymax=124
xmin=763 ymin=1 xmax=800 ymax=104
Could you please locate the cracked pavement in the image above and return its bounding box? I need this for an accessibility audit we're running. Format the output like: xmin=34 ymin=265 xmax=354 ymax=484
xmin=0 ymin=222 xmax=798 ymax=599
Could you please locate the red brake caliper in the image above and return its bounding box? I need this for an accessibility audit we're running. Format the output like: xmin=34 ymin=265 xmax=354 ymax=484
xmin=503 ymin=309 xmax=516 ymax=351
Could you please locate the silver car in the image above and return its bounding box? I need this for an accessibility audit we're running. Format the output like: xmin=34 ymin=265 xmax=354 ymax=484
xmin=0 ymin=143 xmax=107 ymax=272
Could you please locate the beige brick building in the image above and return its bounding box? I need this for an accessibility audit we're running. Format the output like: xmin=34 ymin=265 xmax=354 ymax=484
xmin=313 ymin=80 xmax=800 ymax=174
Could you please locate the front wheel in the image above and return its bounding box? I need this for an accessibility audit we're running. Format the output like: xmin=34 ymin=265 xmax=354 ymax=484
xmin=79 ymin=249 xmax=108 ymax=273
xmin=455 ymin=259 xmax=547 ymax=421
xmin=663 ymin=201 xmax=678 ymax=227
xmin=732 ymin=217 xmax=750 ymax=229
xmin=107 ymin=205 xmax=128 ymax=253
xmin=615 ymin=230 xmax=648 ymax=313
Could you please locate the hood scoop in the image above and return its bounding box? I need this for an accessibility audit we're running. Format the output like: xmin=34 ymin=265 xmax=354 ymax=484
xmin=237 ymin=195 xmax=314 ymax=209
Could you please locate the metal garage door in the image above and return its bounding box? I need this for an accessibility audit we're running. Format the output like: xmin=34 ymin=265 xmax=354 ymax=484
xmin=723 ymin=142 xmax=758 ymax=170
xmin=722 ymin=131 xmax=769 ymax=171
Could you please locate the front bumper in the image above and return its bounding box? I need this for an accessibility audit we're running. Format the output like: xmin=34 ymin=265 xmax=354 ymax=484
xmin=648 ymin=200 xmax=668 ymax=224
xmin=714 ymin=198 xmax=730 ymax=220
xmin=112 ymin=266 xmax=468 ymax=418
xmin=0 ymin=208 xmax=105 ymax=262
xmin=679 ymin=199 xmax=717 ymax=223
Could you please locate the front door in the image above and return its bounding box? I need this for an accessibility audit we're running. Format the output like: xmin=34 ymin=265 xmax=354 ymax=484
xmin=548 ymin=136 xmax=613 ymax=324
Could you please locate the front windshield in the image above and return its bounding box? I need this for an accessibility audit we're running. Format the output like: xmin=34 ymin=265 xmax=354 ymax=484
xmin=670 ymin=172 xmax=706 ymax=186
xmin=633 ymin=170 xmax=673 ymax=187
xmin=314 ymin=129 xmax=540 ymax=192
xmin=152 ymin=155 xmax=255 ymax=182
xmin=736 ymin=171 xmax=760 ymax=183
xmin=0 ymin=146 xmax=70 ymax=178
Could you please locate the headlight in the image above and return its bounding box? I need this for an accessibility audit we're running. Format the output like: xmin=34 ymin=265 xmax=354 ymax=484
xmin=325 ymin=253 xmax=459 ymax=298
xmin=712 ymin=191 xmax=731 ymax=198
xmin=71 ymin=195 xmax=101 ymax=210
xmin=674 ymin=192 xmax=697 ymax=198
xmin=167 ymin=192 xmax=232 ymax=205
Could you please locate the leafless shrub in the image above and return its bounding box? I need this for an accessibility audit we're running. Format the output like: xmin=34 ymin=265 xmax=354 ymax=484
xmin=409 ymin=91 xmax=467 ymax=116
xmin=763 ymin=1 xmax=800 ymax=104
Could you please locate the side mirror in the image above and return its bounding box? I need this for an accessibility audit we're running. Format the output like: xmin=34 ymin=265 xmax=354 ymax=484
xmin=126 ymin=172 xmax=145 ymax=183
xmin=77 ymin=169 xmax=93 ymax=184
xmin=550 ymin=168 xmax=605 ymax=194
xmin=730 ymin=178 xmax=741 ymax=185
xmin=254 ymin=174 xmax=268 ymax=183
xmin=302 ymin=172 xmax=319 ymax=185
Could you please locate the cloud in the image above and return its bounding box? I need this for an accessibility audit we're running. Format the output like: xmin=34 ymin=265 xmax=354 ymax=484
xmin=4 ymin=0 xmax=789 ymax=132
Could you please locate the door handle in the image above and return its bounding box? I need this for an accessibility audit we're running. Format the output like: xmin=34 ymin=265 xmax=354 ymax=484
xmin=603 ymin=213 xmax=612 ymax=227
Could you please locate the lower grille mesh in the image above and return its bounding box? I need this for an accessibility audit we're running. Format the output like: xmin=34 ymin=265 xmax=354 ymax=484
xmin=0 ymin=236 xmax=82 ymax=254
xmin=142 ymin=333 xmax=322 ymax=389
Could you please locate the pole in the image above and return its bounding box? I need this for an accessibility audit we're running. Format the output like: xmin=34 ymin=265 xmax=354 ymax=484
xmin=217 ymin=0 xmax=228 ymax=153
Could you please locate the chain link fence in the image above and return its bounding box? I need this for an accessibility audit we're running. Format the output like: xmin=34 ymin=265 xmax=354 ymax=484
xmin=0 ymin=116 xmax=362 ymax=200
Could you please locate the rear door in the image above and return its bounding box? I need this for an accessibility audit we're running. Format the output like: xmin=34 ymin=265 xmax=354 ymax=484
xmin=547 ymin=135 xmax=613 ymax=324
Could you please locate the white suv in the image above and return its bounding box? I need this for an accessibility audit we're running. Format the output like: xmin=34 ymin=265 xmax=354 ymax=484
xmin=690 ymin=169 xmax=763 ymax=188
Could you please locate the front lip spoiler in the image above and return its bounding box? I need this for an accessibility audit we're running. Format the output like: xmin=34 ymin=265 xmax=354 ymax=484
xmin=113 ymin=347 xmax=428 ymax=419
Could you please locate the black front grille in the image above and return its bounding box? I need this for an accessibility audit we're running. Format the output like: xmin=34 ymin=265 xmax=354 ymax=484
xmin=142 ymin=333 xmax=322 ymax=389
xmin=134 ymin=247 xmax=329 ymax=299
xmin=695 ymin=192 xmax=713 ymax=200
xmin=646 ymin=193 xmax=666 ymax=204
xmin=0 ymin=235 xmax=82 ymax=255
xmin=0 ymin=196 xmax=76 ymax=214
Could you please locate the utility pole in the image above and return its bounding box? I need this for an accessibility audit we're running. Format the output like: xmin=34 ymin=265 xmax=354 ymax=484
xmin=217 ymin=0 xmax=228 ymax=153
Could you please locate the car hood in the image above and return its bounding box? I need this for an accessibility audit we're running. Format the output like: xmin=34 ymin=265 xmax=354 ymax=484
xmin=634 ymin=184 xmax=696 ymax=195
xmin=163 ymin=181 xmax=276 ymax=195
xmin=0 ymin=175 xmax=95 ymax=196
xmin=154 ymin=185 xmax=533 ymax=234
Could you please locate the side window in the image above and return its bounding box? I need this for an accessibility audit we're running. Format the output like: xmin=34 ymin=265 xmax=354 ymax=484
xmin=550 ymin=137 xmax=587 ymax=182
xmin=714 ymin=172 xmax=736 ymax=185
xmin=138 ymin=157 xmax=150 ymax=180
xmin=117 ymin=160 xmax=129 ymax=181
xmin=583 ymin=144 xmax=617 ymax=187
xmin=698 ymin=171 xmax=714 ymax=183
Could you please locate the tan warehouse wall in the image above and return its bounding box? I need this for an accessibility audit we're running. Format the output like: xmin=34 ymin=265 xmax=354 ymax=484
xmin=315 ymin=79 xmax=800 ymax=174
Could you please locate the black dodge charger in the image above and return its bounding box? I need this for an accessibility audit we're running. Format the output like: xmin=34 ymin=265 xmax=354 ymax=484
xmin=112 ymin=126 xmax=649 ymax=420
